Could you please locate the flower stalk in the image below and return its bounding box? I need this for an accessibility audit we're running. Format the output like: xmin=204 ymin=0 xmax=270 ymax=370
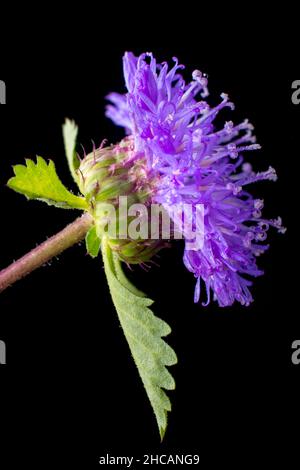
xmin=0 ymin=212 xmax=93 ymax=293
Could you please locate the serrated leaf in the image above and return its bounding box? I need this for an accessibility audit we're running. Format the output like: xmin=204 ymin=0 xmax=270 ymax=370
xmin=7 ymin=157 xmax=88 ymax=210
xmin=101 ymin=237 xmax=177 ymax=439
xmin=86 ymin=225 xmax=101 ymax=258
xmin=62 ymin=118 xmax=80 ymax=183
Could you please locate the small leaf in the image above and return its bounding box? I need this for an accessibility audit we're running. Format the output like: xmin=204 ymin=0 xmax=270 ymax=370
xmin=7 ymin=157 xmax=88 ymax=210
xmin=62 ymin=118 xmax=80 ymax=183
xmin=86 ymin=226 xmax=101 ymax=258
xmin=101 ymin=237 xmax=177 ymax=439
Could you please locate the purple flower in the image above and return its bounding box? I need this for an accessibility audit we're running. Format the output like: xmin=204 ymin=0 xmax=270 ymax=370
xmin=106 ymin=52 xmax=285 ymax=307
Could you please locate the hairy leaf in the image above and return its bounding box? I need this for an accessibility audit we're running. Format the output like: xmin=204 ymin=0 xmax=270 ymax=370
xmin=62 ymin=118 xmax=80 ymax=183
xmin=101 ymin=237 xmax=177 ymax=439
xmin=7 ymin=157 xmax=88 ymax=210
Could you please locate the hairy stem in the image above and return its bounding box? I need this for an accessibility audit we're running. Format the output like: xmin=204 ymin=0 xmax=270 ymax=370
xmin=0 ymin=212 xmax=93 ymax=293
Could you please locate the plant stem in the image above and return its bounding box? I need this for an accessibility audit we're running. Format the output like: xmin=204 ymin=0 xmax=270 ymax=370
xmin=0 ymin=212 xmax=93 ymax=293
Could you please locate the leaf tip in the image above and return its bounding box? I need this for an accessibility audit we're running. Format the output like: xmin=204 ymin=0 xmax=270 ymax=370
xmin=159 ymin=422 xmax=167 ymax=441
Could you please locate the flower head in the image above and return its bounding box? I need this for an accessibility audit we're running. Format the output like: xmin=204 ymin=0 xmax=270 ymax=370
xmin=78 ymin=137 xmax=164 ymax=264
xmin=106 ymin=52 xmax=285 ymax=307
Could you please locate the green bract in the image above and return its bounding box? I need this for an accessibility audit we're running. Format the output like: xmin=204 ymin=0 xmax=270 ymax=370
xmin=62 ymin=118 xmax=80 ymax=184
xmin=85 ymin=226 xmax=101 ymax=258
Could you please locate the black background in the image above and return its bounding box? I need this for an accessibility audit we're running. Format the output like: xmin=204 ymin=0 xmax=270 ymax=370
xmin=0 ymin=7 xmax=299 ymax=468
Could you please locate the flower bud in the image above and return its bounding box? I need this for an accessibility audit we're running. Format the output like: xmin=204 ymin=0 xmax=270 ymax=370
xmin=78 ymin=137 xmax=163 ymax=264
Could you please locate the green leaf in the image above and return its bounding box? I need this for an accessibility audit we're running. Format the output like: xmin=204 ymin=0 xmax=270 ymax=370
xmin=85 ymin=226 xmax=101 ymax=258
xmin=7 ymin=157 xmax=88 ymax=210
xmin=101 ymin=237 xmax=177 ymax=439
xmin=62 ymin=118 xmax=80 ymax=183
